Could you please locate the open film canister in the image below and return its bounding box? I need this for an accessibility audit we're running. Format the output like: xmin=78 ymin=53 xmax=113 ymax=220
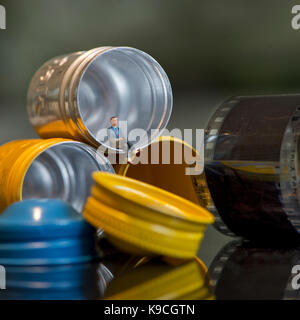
xmin=205 ymin=95 xmax=300 ymax=242
xmin=27 ymin=47 xmax=173 ymax=152
xmin=0 ymin=138 xmax=114 ymax=213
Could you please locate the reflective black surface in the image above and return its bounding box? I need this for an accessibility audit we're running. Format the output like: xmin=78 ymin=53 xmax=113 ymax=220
xmin=0 ymin=234 xmax=300 ymax=300
xmin=209 ymin=240 xmax=300 ymax=300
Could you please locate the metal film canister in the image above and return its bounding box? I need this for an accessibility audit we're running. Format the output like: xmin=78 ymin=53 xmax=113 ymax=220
xmin=0 ymin=138 xmax=114 ymax=213
xmin=27 ymin=47 xmax=173 ymax=151
xmin=204 ymin=95 xmax=300 ymax=242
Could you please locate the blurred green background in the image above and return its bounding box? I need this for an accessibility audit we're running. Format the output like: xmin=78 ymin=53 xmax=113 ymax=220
xmin=2 ymin=0 xmax=300 ymax=137
xmin=1 ymin=0 xmax=300 ymax=266
xmin=2 ymin=0 xmax=300 ymax=140
xmin=2 ymin=0 xmax=300 ymax=97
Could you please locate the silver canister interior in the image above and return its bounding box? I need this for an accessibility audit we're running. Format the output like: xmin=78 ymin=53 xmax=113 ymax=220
xmin=77 ymin=47 xmax=173 ymax=150
xmin=22 ymin=142 xmax=114 ymax=212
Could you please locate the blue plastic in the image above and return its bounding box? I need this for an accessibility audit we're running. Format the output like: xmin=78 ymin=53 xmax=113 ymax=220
xmin=0 ymin=199 xmax=99 ymax=266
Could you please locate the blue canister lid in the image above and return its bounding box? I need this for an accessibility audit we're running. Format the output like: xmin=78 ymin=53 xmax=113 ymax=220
xmin=0 ymin=199 xmax=99 ymax=266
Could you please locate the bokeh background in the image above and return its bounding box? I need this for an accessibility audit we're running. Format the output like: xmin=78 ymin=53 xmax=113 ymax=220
xmin=1 ymin=0 xmax=300 ymax=266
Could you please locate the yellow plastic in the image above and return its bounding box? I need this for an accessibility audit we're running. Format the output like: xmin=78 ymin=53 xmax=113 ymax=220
xmin=104 ymin=257 xmax=215 ymax=300
xmin=92 ymin=172 xmax=213 ymax=226
xmin=0 ymin=138 xmax=74 ymax=212
xmin=83 ymin=172 xmax=214 ymax=258
xmin=114 ymin=136 xmax=211 ymax=208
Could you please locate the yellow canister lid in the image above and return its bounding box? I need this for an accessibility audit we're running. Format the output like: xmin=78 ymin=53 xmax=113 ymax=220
xmin=83 ymin=172 xmax=214 ymax=258
xmin=115 ymin=136 xmax=211 ymax=208
xmin=92 ymin=172 xmax=213 ymax=225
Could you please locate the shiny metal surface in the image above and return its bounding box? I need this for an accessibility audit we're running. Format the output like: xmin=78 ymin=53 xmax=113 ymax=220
xmin=22 ymin=141 xmax=114 ymax=212
xmin=27 ymin=47 xmax=173 ymax=151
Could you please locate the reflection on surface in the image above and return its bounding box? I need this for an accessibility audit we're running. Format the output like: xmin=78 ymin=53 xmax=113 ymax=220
xmin=0 ymin=262 xmax=112 ymax=300
xmin=209 ymin=241 xmax=300 ymax=300
xmin=0 ymin=244 xmax=213 ymax=300
xmin=104 ymin=256 xmax=214 ymax=300
xmin=4 ymin=237 xmax=300 ymax=300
